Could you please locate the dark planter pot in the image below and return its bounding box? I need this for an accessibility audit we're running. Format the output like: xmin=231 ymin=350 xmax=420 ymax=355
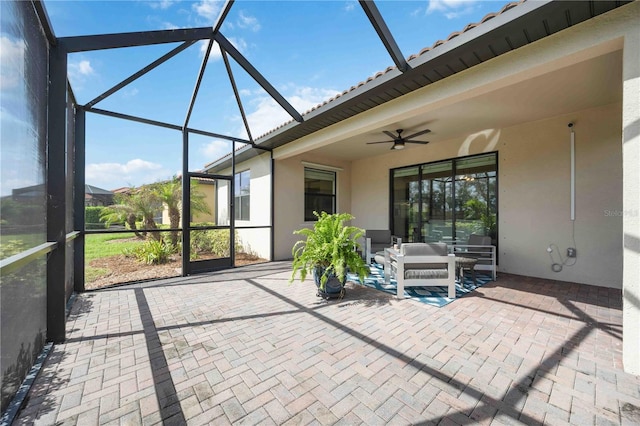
xmin=313 ymin=267 xmax=346 ymax=299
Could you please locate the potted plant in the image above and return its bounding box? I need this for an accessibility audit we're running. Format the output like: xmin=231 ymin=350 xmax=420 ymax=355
xmin=290 ymin=211 xmax=370 ymax=299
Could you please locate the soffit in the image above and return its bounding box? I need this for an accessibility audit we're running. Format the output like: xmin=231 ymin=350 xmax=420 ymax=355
xmin=309 ymin=49 xmax=622 ymax=160
xmin=206 ymin=0 xmax=630 ymax=169
xmin=256 ymin=1 xmax=628 ymax=148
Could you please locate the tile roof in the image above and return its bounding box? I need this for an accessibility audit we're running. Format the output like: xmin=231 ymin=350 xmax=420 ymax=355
xmin=253 ymin=0 xmax=525 ymax=141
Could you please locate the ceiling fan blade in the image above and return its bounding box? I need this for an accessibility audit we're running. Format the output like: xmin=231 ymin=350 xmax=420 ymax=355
xmin=403 ymin=129 xmax=431 ymax=139
xmin=382 ymin=130 xmax=397 ymax=139
xmin=366 ymin=141 xmax=393 ymax=145
xmin=406 ymin=140 xmax=429 ymax=145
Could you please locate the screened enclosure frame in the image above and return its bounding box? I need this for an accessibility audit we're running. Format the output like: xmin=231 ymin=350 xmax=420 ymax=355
xmin=2 ymin=0 xmax=632 ymax=345
xmin=0 ymin=0 xmax=420 ymax=346
xmin=4 ymin=0 xmax=640 ymax=419
xmin=66 ymin=4 xmax=283 ymax=279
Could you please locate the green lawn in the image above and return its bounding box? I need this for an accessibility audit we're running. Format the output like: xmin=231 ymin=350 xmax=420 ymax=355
xmin=85 ymin=233 xmax=145 ymax=282
xmin=0 ymin=233 xmax=47 ymax=259
xmin=85 ymin=233 xmax=143 ymax=261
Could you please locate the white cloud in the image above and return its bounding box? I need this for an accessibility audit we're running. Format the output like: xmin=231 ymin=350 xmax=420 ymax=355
xmin=199 ymin=37 xmax=247 ymax=62
xmin=122 ymin=88 xmax=139 ymax=98
xmin=86 ymin=159 xmax=170 ymax=189
xmin=245 ymin=85 xmax=340 ymax=138
xmin=200 ymin=139 xmax=231 ymax=162
xmin=68 ymin=59 xmax=96 ymax=89
xmin=237 ymin=11 xmax=260 ymax=32
xmin=193 ymin=0 xmax=224 ymax=22
xmin=191 ymin=84 xmax=340 ymax=164
xmin=426 ymin=0 xmax=479 ymax=18
xmin=227 ymin=37 xmax=248 ymax=53
xmin=76 ymin=60 xmax=94 ymax=76
xmin=149 ymin=0 xmax=174 ymax=10
xmin=0 ymin=36 xmax=25 ymax=90
xmin=199 ymin=39 xmax=222 ymax=62
xmin=344 ymin=1 xmax=356 ymax=12
xmin=163 ymin=22 xmax=180 ymax=30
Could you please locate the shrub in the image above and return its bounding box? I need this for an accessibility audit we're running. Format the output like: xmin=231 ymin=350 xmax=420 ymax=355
xmin=85 ymin=206 xmax=107 ymax=229
xmin=123 ymin=239 xmax=174 ymax=265
xmin=190 ymin=228 xmax=243 ymax=259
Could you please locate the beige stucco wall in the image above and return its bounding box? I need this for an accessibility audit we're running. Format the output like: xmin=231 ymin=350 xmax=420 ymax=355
xmin=159 ymin=181 xmax=215 ymax=225
xmin=351 ymin=103 xmax=623 ymax=288
xmin=622 ymin=12 xmax=640 ymax=375
xmin=269 ymin=2 xmax=638 ymax=291
xmin=236 ymin=153 xmax=272 ymax=260
xmin=271 ymin=104 xmax=625 ymax=288
xmin=273 ymin=153 xmax=352 ymax=260
xmin=192 ymin=182 xmax=216 ymax=223
xmin=263 ymin=2 xmax=638 ymax=372
xmin=215 ymin=153 xmax=273 ymax=260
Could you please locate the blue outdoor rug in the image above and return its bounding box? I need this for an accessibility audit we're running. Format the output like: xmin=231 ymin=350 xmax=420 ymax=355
xmin=347 ymin=263 xmax=493 ymax=307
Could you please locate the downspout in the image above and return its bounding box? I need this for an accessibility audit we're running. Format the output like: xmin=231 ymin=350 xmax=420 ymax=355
xmin=271 ymin=153 xmax=275 ymax=261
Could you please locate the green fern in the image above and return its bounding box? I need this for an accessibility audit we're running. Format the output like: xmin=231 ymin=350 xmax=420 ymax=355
xmin=291 ymin=211 xmax=369 ymax=290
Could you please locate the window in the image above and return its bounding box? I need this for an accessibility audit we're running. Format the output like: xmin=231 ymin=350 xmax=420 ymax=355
xmin=234 ymin=170 xmax=250 ymax=221
xmin=391 ymin=153 xmax=497 ymax=245
xmin=304 ymin=168 xmax=336 ymax=221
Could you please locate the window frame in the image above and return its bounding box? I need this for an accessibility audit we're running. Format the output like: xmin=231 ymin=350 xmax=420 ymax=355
xmin=234 ymin=169 xmax=250 ymax=221
xmin=390 ymin=152 xmax=498 ymax=245
xmin=304 ymin=167 xmax=336 ymax=221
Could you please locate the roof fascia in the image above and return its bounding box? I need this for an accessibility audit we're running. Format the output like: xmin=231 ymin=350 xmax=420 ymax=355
xmin=250 ymin=0 xmax=553 ymax=148
xmin=410 ymin=0 xmax=550 ymax=68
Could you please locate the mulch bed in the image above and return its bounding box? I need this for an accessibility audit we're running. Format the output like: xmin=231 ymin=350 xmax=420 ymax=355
xmin=86 ymin=253 xmax=265 ymax=290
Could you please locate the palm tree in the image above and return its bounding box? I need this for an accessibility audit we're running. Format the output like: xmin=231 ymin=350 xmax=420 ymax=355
xmin=100 ymin=193 xmax=142 ymax=238
xmin=154 ymin=177 xmax=182 ymax=246
xmin=153 ymin=176 xmax=211 ymax=247
xmin=101 ymin=188 xmax=162 ymax=240
xmin=129 ymin=189 xmax=162 ymax=241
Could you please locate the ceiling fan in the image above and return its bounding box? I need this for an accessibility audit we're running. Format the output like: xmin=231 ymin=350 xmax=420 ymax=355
xmin=366 ymin=128 xmax=431 ymax=150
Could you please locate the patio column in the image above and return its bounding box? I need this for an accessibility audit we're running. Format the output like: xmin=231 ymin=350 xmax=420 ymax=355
xmin=74 ymin=107 xmax=86 ymax=293
xmin=47 ymin=44 xmax=68 ymax=343
xmin=622 ymin=25 xmax=640 ymax=375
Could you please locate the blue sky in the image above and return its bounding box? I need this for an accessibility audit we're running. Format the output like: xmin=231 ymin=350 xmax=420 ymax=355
xmin=14 ymin=0 xmax=509 ymax=192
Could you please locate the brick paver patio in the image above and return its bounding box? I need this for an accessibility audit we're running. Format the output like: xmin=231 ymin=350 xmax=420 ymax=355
xmin=12 ymin=261 xmax=640 ymax=425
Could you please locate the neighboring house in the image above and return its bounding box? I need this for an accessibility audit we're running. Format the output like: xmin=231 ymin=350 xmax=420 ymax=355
xmin=159 ymin=177 xmax=217 ymax=226
xmin=84 ymin=184 xmax=114 ymax=206
xmin=111 ymin=187 xmax=132 ymax=196
xmin=205 ymin=1 xmax=640 ymax=373
xmin=9 ymin=183 xmax=46 ymax=201
xmin=11 ymin=183 xmax=113 ymax=207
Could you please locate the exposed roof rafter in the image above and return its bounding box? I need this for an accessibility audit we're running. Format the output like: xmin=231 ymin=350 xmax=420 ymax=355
xmin=59 ymin=27 xmax=213 ymax=53
xmin=214 ymin=32 xmax=304 ymax=123
xmin=87 ymin=107 xmax=253 ymax=145
xmin=213 ymin=0 xmax=234 ymax=34
xmin=184 ymin=39 xmax=213 ymax=129
xmin=222 ymin=49 xmax=254 ymax=143
xmin=85 ymin=41 xmax=197 ymax=109
xmin=359 ymin=0 xmax=410 ymax=73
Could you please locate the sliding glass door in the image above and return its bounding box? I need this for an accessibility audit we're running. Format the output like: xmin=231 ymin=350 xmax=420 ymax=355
xmin=422 ymin=161 xmax=454 ymax=243
xmin=391 ymin=153 xmax=497 ymax=246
